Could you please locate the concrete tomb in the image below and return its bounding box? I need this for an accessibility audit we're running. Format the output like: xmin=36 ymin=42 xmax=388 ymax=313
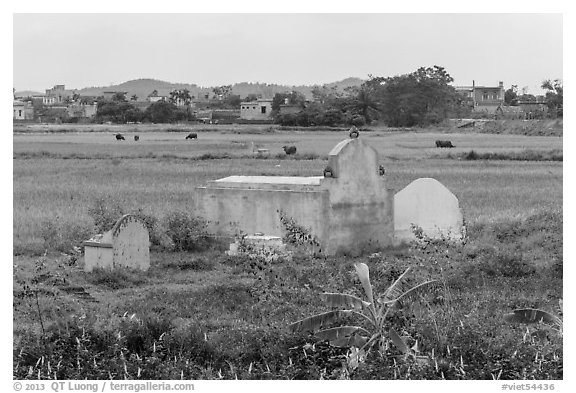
xmin=394 ymin=178 xmax=465 ymax=241
xmin=196 ymin=138 xmax=394 ymax=255
xmin=83 ymin=214 xmax=150 ymax=272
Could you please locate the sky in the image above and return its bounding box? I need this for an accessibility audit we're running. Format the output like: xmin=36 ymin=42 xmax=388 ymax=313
xmin=13 ymin=13 xmax=563 ymax=95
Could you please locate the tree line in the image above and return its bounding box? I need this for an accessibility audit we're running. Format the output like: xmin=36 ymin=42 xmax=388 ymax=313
xmin=94 ymin=66 xmax=563 ymax=126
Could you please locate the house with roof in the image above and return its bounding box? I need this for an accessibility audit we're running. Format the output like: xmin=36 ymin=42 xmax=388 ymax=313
xmin=45 ymin=84 xmax=76 ymax=104
xmin=240 ymin=99 xmax=273 ymax=120
xmin=455 ymin=81 xmax=505 ymax=114
xmin=13 ymin=100 xmax=34 ymax=120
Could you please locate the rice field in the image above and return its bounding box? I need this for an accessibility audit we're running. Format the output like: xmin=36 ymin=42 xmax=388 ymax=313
xmin=12 ymin=124 xmax=563 ymax=380
xmin=13 ymin=127 xmax=562 ymax=251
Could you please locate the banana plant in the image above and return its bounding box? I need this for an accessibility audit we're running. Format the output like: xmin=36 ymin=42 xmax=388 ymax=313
xmin=289 ymin=263 xmax=436 ymax=359
xmin=504 ymin=299 xmax=563 ymax=336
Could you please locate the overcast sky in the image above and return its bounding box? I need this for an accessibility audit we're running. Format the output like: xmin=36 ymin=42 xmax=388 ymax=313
xmin=13 ymin=13 xmax=562 ymax=95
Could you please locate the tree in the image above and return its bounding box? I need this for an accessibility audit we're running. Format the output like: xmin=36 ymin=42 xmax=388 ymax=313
xmin=112 ymin=92 xmax=127 ymax=102
xmin=95 ymin=99 xmax=141 ymax=123
xmin=169 ymin=89 xmax=192 ymax=106
xmin=223 ymin=94 xmax=241 ymax=108
xmin=271 ymin=91 xmax=306 ymax=112
xmin=144 ymin=100 xmax=179 ymax=123
xmin=344 ymin=80 xmax=382 ymax=123
xmin=243 ymin=94 xmax=259 ymax=102
xmin=212 ymin=85 xmax=232 ymax=100
xmin=373 ymin=66 xmax=459 ymax=127
xmin=131 ymin=94 xmax=138 ymax=101
xmin=541 ymin=79 xmax=563 ymax=118
xmin=504 ymin=85 xmax=518 ymax=105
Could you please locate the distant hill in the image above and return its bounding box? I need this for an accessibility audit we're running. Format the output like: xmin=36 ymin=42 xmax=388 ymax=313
xmin=72 ymin=77 xmax=366 ymax=101
xmin=77 ymin=79 xmax=207 ymax=101
xmin=14 ymin=90 xmax=44 ymax=98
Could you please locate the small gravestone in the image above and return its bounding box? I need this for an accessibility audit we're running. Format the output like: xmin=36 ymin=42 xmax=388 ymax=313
xmin=227 ymin=233 xmax=292 ymax=261
xmin=83 ymin=214 xmax=150 ymax=272
xmin=394 ymin=178 xmax=465 ymax=241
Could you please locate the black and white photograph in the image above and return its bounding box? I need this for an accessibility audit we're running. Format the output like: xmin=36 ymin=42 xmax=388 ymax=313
xmin=10 ymin=4 xmax=566 ymax=390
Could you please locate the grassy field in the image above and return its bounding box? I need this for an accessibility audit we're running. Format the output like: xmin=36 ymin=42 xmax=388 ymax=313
xmin=13 ymin=124 xmax=563 ymax=380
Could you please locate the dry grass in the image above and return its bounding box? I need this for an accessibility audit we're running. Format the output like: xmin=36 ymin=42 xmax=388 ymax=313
xmin=12 ymin=125 xmax=563 ymax=379
xmin=13 ymin=128 xmax=562 ymax=252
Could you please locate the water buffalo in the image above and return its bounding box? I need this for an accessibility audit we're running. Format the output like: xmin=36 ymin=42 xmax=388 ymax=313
xmin=134 ymin=135 xmax=139 ymax=141
xmin=349 ymin=126 xmax=360 ymax=139
xmin=282 ymin=145 xmax=297 ymax=155
xmin=186 ymin=133 xmax=198 ymax=140
xmin=435 ymin=140 xmax=455 ymax=148
xmin=115 ymin=133 xmax=125 ymax=141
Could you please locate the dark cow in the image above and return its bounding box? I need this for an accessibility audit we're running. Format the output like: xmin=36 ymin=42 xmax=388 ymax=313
xmin=349 ymin=126 xmax=360 ymax=139
xmin=379 ymin=165 xmax=386 ymax=176
xmin=115 ymin=133 xmax=125 ymax=141
xmin=282 ymin=145 xmax=297 ymax=155
xmin=134 ymin=135 xmax=140 ymax=141
xmin=186 ymin=133 xmax=198 ymax=140
xmin=435 ymin=140 xmax=455 ymax=148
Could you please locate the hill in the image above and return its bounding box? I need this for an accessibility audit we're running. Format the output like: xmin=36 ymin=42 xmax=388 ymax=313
xmin=73 ymin=77 xmax=366 ymax=101
xmin=14 ymin=90 xmax=44 ymax=98
xmin=77 ymin=79 xmax=208 ymax=101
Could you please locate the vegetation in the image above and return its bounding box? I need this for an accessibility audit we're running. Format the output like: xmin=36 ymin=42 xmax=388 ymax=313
xmin=541 ymin=79 xmax=563 ymax=118
xmin=13 ymin=125 xmax=562 ymax=380
xmin=289 ymin=263 xmax=436 ymax=369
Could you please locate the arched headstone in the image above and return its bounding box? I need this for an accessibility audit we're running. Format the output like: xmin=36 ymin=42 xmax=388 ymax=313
xmin=394 ymin=178 xmax=464 ymax=241
xmin=83 ymin=214 xmax=150 ymax=272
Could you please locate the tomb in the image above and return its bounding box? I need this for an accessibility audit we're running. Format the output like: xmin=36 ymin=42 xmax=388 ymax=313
xmin=83 ymin=214 xmax=150 ymax=272
xmin=195 ymin=138 xmax=394 ymax=255
xmin=394 ymin=178 xmax=465 ymax=241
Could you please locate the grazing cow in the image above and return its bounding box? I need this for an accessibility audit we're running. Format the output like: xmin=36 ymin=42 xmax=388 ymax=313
xmin=435 ymin=140 xmax=455 ymax=148
xmin=379 ymin=165 xmax=386 ymax=176
xmin=186 ymin=133 xmax=198 ymax=140
xmin=349 ymin=126 xmax=360 ymax=139
xmin=134 ymin=135 xmax=139 ymax=141
xmin=282 ymin=145 xmax=297 ymax=155
xmin=115 ymin=133 xmax=125 ymax=141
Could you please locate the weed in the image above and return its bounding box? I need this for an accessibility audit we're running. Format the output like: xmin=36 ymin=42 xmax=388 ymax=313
xmin=84 ymin=267 xmax=148 ymax=289
xmin=38 ymin=217 xmax=93 ymax=253
xmin=163 ymin=212 xmax=212 ymax=252
xmin=88 ymin=196 xmax=125 ymax=234
xmin=278 ymin=210 xmax=322 ymax=257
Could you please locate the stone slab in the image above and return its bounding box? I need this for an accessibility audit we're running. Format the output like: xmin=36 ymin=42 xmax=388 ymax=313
xmin=211 ymin=176 xmax=323 ymax=191
xmin=84 ymin=214 xmax=150 ymax=272
xmin=394 ymin=178 xmax=464 ymax=241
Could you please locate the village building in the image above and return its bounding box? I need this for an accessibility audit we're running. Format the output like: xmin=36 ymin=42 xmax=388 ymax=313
xmin=45 ymin=84 xmax=76 ymax=104
xmin=13 ymin=100 xmax=34 ymax=120
xmin=240 ymin=99 xmax=273 ymax=121
xmin=455 ymin=81 xmax=505 ymax=114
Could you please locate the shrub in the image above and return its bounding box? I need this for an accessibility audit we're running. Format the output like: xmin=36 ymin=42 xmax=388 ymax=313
xmin=163 ymin=212 xmax=212 ymax=252
xmin=39 ymin=217 xmax=93 ymax=253
xmin=87 ymin=196 xmax=125 ymax=233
